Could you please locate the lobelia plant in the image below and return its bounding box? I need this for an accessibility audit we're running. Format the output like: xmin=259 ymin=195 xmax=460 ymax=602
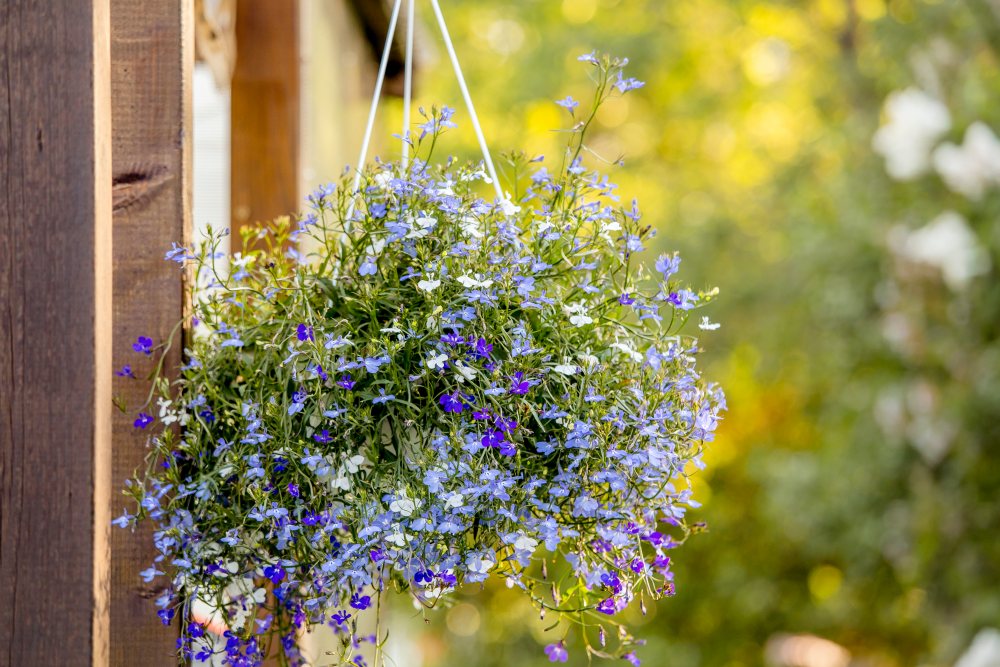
xmin=114 ymin=54 xmax=725 ymax=667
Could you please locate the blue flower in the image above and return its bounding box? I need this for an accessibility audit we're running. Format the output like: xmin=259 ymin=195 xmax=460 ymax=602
xmin=134 ymin=412 xmax=153 ymax=429
xmin=555 ymin=96 xmax=579 ymax=112
xmin=115 ymin=364 xmax=136 ymax=378
xmin=655 ymin=252 xmax=681 ymax=278
xmin=350 ymin=592 xmax=372 ymax=610
xmin=372 ymin=389 xmax=395 ymax=404
xmin=359 ymin=256 xmax=378 ymax=276
xmin=296 ymin=323 xmax=314 ymax=342
xmin=132 ymin=336 xmax=153 ymax=355
xmin=439 ymin=392 xmax=466 ymax=414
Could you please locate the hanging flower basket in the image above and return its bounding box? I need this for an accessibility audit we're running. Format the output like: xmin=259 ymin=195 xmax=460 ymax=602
xmin=115 ymin=6 xmax=723 ymax=664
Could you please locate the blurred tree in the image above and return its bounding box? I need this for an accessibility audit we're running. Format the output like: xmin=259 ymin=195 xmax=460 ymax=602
xmin=379 ymin=1 xmax=1000 ymax=665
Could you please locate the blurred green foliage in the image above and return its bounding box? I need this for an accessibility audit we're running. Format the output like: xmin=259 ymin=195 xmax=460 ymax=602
xmin=380 ymin=1 xmax=1000 ymax=665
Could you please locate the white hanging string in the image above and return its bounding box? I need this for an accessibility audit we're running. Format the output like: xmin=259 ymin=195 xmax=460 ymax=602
xmin=348 ymin=0 xmax=505 ymax=215
xmin=346 ymin=0 xmax=403 ymax=220
xmin=427 ymin=0 xmax=504 ymax=201
xmin=401 ymin=0 xmax=415 ymax=169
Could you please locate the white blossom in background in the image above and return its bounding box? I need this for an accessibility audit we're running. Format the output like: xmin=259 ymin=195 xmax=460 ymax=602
xmin=955 ymin=629 xmax=1000 ymax=667
xmin=872 ymin=88 xmax=951 ymax=180
xmin=889 ymin=210 xmax=990 ymax=290
xmin=932 ymin=121 xmax=1000 ymax=200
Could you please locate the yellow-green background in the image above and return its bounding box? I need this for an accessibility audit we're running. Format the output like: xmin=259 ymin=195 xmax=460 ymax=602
xmin=367 ymin=1 xmax=1000 ymax=666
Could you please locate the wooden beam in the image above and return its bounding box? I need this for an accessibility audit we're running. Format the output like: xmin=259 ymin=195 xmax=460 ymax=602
xmin=0 ymin=1 xmax=113 ymax=664
xmin=231 ymin=0 xmax=301 ymax=245
xmin=108 ymin=1 xmax=193 ymax=664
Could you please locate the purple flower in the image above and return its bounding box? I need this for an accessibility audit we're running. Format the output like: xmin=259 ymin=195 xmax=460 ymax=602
xmin=134 ymin=412 xmax=153 ymax=429
xmin=618 ymin=293 xmax=636 ymax=305
xmin=601 ymin=571 xmax=623 ymax=594
xmin=296 ymin=323 xmax=314 ymax=342
xmin=544 ymin=642 xmax=568 ymax=662
xmin=623 ymin=652 xmax=641 ymax=666
xmin=481 ymin=428 xmax=506 ymax=449
xmin=441 ymin=332 xmax=465 ymax=346
xmin=157 ymin=608 xmax=175 ymax=626
xmin=132 ymin=336 xmax=153 ymax=355
xmin=337 ymin=375 xmax=356 ymax=390
xmin=115 ymin=364 xmax=136 ymax=378
xmin=350 ymin=592 xmax=372 ymax=610
xmin=510 ymin=371 xmax=532 ymax=395
xmin=287 ymin=483 xmax=300 ymax=498
xmin=554 ymin=96 xmax=579 ymax=112
xmin=494 ymin=415 xmax=518 ymax=434
xmin=330 ymin=610 xmax=351 ymax=626
xmin=596 ymin=598 xmax=616 ymax=615
xmin=313 ymin=429 xmax=332 ymax=444
xmin=439 ymin=391 xmax=466 ymax=414
xmin=369 ymin=549 xmax=385 ymax=563
xmin=578 ymin=51 xmax=599 ymax=64
xmin=473 ymin=337 xmax=493 ymax=359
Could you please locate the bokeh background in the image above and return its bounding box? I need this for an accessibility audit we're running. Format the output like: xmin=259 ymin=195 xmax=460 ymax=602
xmin=366 ymin=1 xmax=1000 ymax=666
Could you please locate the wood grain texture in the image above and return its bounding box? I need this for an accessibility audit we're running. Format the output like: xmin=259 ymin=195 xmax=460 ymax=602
xmin=0 ymin=1 xmax=113 ymax=664
xmin=231 ymin=0 xmax=300 ymax=246
xmin=109 ymin=0 xmax=193 ymax=664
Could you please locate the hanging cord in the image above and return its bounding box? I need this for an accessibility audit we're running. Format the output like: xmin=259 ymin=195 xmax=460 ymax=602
xmin=348 ymin=0 xmax=505 ymax=218
xmin=401 ymin=0 xmax=415 ymax=169
xmin=347 ymin=0 xmax=403 ymax=221
xmin=427 ymin=0 xmax=504 ymax=202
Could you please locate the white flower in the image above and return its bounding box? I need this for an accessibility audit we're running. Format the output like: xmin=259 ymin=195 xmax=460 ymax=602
xmin=385 ymin=524 xmax=410 ymax=547
xmin=417 ymin=278 xmax=441 ymax=292
xmin=466 ymin=551 xmax=496 ymax=575
xmin=373 ymin=171 xmax=393 ymax=189
xmin=499 ymin=195 xmax=521 ymax=217
xmin=512 ymin=533 xmax=538 ymax=554
xmin=872 ymin=88 xmax=951 ymax=180
xmin=955 ymin=628 xmax=1000 ymax=667
xmin=389 ymin=493 xmax=421 ymax=517
xmin=563 ymin=302 xmax=593 ymax=327
xmin=553 ymin=363 xmax=577 ymax=376
xmin=611 ymin=342 xmax=644 ymax=362
xmin=577 ymin=352 xmax=599 ymax=367
xmin=932 ymin=121 xmax=1000 ymax=200
xmin=453 ymin=361 xmax=477 ymax=382
xmin=331 ymin=472 xmax=351 ymax=491
xmin=698 ymin=317 xmax=721 ymax=331
xmin=890 ymin=210 xmax=990 ymax=290
xmin=456 ymin=274 xmax=494 ymax=288
xmin=158 ymin=397 xmax=178 ymax=425
xmin=443 ymin=492 xmax=465 ymax=510
xmin=425 ymin=352 xmax=448 ymax=370
xmin=459 ymin=215 xmax=483 ymax=238
xmin=407 ymin=215 xmax=437 ymax=239
xmin=343 ymin=454 xmax=365 ymax=474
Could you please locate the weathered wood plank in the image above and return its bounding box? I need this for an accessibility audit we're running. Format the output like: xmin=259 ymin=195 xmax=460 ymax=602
xmin=231 ymin=0 xmax=301 ymax=245
xmin=109 ymin=0 xmax=193 ymax=664
xmin=0 ymin=1 xmax=113 ymax=664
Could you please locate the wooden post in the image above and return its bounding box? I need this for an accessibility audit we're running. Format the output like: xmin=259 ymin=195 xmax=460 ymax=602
xmin=0 ymin=1 xmax=113 ymax=664
xmin=231 ymin=0 xmax=301 ymax=245
xmin=108 ymin=1 xmax=193 ymax=664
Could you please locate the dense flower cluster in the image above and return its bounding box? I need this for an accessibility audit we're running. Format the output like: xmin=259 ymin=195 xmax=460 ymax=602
xmin=115 ymin=54 xmax=723 ymax=666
